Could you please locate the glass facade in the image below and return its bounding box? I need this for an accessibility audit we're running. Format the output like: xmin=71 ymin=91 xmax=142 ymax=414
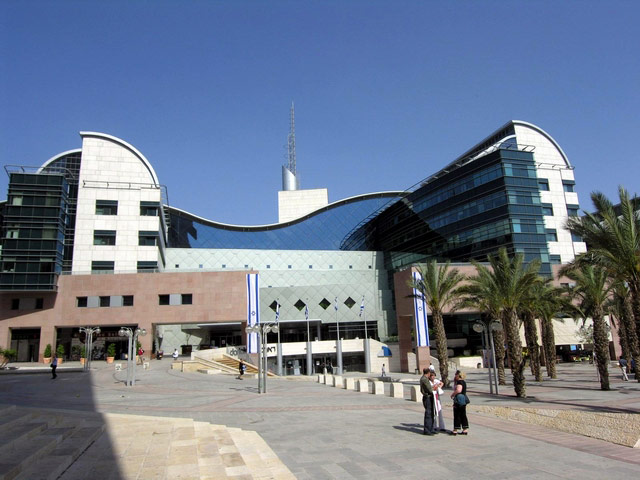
xmin=342 ymin=148 xmax=552 ymax=275
xmin=167 ymin=193 xmax=402 ymax=250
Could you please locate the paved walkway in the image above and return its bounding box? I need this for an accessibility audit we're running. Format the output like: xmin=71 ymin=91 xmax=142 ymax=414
xmin=1 ymin=360 xmax=639 ymax=479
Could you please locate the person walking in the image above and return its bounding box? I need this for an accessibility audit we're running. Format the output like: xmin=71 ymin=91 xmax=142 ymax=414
xmin=450 ymin=370 xmax=469 ymax=435
xmin=619 ymin=356 xmax=629 ymax=381
xmin=51 ymin=355 xmax=58 ymax=379
xmin=381 ymin=363 xmax=386 ymax=378
xmin=420 ymin=368 xmax=437 ymax=435
xmin=237 ymin=360 xmax=246 ymax=380
xmin=172 ymin=349 xmax=179 ymax=361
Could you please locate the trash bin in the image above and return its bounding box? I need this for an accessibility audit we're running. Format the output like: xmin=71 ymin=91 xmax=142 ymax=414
xmin=181 ymin=345 xmax=192 ymax=355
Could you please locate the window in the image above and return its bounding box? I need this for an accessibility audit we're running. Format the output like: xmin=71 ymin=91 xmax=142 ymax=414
xmin=571 ymin=233 xmax=583 ymax=242
xmin=542 ymin=204 xmax=554 ymax=216
xmin=138 ymin=231 xmax=158 ymax=246
xmin=545 ymin=229 xmax=558 ymax=242
xmin=567 ymin=206 xmax=579 ymax=217
xmin=123 ymin=295 xmax=134 ymax=306
xmin=95 ymin=200 xmax=118 ymax=215
xmin=137 ymin=261 xmax=157 ymax=273
xmin=550 ymin=255 xmax=561 ymax=264
xmin=94 ymin=230 xmax=116 ymax=246
xmin=140 ymin=201 xmax=159 ymax=216
xmin=11 ymin=298 xmax=19 ymax=310
xmin=538 ymin=179 xmax=549 ymax=191
xmin=99 ymin=296 xmax=110 ymax=307
xmin=35 ymin=298 xmax=43 ymax=309
xmin=181 ymin=294 xmax=192 ymax=305
xmin=77 ymin=297 xmax=88 ymax=308
xmin=266 ymin=265 xmax=270 ymax=269
xmin=91 ymin=261 xmax=114 ymax=274
xmin=562 ymin=181 xmax=575 ymax=193
xmin=159 ymin=294 xmax=170 ymax=305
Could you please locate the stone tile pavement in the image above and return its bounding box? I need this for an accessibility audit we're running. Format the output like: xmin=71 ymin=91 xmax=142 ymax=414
xmin=1 ymin=359 xmax=639 ymax=479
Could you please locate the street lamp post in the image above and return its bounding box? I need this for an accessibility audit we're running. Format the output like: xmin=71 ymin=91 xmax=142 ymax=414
xmin=472 ymin=319 xmax=502 ymax=395
xmin=245 ymin=321 xmax=279 ymax=394
xmin=118 ymin=327 xmax=147 ymax=386
xmin=79 ymin=326 xmax=101 ymax=371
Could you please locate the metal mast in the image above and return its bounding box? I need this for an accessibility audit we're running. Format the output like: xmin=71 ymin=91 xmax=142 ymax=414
xmin=282 ymin=102 xmax=300 ymax=190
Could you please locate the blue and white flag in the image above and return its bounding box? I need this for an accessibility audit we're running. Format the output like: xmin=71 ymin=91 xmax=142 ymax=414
xmin=275 ymin=301 xmax=280 ymax=323
xmin=359 ymin=296 xmax=365 ymax=317
xmin=304 ymin=304 xmax=309 ymax=321
xmin=412 ymin=271 xmax=430 ymax=347
xmin=334 ymin=297 xmax=338 ymax=311
xmin=246 ymin=273 xmax=260 ymax=353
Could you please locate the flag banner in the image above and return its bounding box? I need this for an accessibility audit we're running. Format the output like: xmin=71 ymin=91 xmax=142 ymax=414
xmin=359 ymin=296 xmax=365 ymax=317
xmin=304 ymin=304 xmax=309 ymax=321
xmin=412 ymin=271 xmax=430 ymax=347
xmin=334 ymin=297 xmax=338 ymax=311
xmin=275 ymin=301 xmax=280 ymax=322
xmin=246 ymin=273 xmax=260 ymax=353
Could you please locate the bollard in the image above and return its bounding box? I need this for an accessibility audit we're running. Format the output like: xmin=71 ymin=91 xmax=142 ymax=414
xmin=390 ymin=382 xmax=404 ymax=399
xmin=357 ymin=379 xmax=369 ymax=393
xmin=410 ymin=385 xmax=421 ymax=402
xmin=333 ymin=375 xmax=343 ymax=388
xmin=372 ymin=380 xmax=384 ymax=395
xmin=344 ymin=377 xmax=356 ymax=390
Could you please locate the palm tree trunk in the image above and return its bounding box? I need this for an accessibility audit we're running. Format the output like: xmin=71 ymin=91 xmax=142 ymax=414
xmin=493 ymin=326 xmax=506 ymax=385
xmin=626 ymin=292 xmax=640 ymax=382
xmin=432 ymin=311 xmax=450 ymax=387
xmin=523 ymin=311 xmax=542 ymax=381
xmin=503 ymin=308 xmax=526 ymax=397
xmin=541 ymin=318 xmax=557 ymax=379
xmin=592 ymin=307 xmax=610 ymax=390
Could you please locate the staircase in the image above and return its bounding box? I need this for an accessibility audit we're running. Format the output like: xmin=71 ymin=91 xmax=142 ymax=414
xmin=0 ymin=405 xmax=295 ymax=480
xmin=216 ymin=354 xmax=276 ymax=376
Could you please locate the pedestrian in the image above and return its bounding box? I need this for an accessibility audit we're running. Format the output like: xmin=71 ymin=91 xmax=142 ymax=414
xmin=619 ymin=356 xmax=629 ymax=381
xmin=381 ymin=363 xmax=386 ymax=378
xmin=450 ymin=370 xmax=469 ymax=435
xmin=237 ymin=360 xmax=246 ymax=380
xmin=420 ymin=368 xmax=437 ymax=435
xmin=431 ymin=373 xmax=446 ymax=431
xmin=172 ymin=348 xmax=179 ymax=360
xmin=51 ymin=355 xmax=58 ymax=379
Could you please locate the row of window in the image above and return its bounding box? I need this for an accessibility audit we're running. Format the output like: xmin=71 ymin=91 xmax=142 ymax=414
xmin=538 ymin=179 xmax=575 ymax=192
xmin=545 ymin=229 xmax=582 ymax=243
xmin=172 ymin=264 xmax=369 ymax=270
xmin=95 ymin=200 xmax=160 ymax=216
xmin=540 ymin=204 xmax=579 ymax=217
xmin=91 ymin=261 xmax=158 ymax=273
xmin=76 ymin=293 xmax=192 ymax=307
xmin=11 ymin=297 xmax=44 ymax=310
xmin=93 ymin=230 xmax=158 ymax=246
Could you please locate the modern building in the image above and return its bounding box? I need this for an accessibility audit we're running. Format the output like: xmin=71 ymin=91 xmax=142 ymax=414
xmin=0 ymin=120 xmax=588 ymax=372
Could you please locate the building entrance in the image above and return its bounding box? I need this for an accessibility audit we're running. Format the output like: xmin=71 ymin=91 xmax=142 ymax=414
xmin=10 ymin=328 xmax=40 ymax=362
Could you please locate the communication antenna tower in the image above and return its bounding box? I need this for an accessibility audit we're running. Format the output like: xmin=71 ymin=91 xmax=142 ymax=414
xmin=288 ymin=102 xmax=297 ymax=175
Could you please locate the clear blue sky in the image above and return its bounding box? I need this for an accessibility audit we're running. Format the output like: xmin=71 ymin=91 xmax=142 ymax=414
xmin=1 ymin=0 xmax=638 ymax=225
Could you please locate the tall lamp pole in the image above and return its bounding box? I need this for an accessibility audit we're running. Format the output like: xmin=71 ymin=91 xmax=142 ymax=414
xmin=245 ymin=321 xmax=279 ymax=394
xmin=472 ymin=320 xmax=502 ymax=395
xmin=118 ymin=327 xmax=147 ymax=386
xmin=79 ymin=326 xmax=101 ymax=371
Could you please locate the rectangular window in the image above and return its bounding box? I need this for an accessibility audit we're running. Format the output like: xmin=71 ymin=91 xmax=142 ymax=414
xmin=545 ymin=229 xmax=558 ymax=242
xmin=91 ymin=261 xmax=114 ymax=274
xmin=138 ymin=231 xmax=158 ymax=246
xmin=99 ymin=296 xmax=110 ymax=307
xmin=122 ymin=295 xmax=134 ymax=306
xmin=542 ymin=204 xmax=554 ymax=216
xmin=159 ymin=294 xmax=170 ymax=305
xmin=95 ymin=200 xmax=118 ymax=215
xmin=550 ymin=255 xmax=561 ymax=264
xmin=93 ymin=230 xmax=116 ymax=246
xmin=140 ymin=201 xmax=159 ymax=216
xmin=562 ymin=181 xmax=575 ymax=193
xmin=137 ymin=261 xmax=157 ymax=273
xmin=11 ymin=298 xmax=19 ymax=310
xmin=571 ymin=233 xmax=583 ymax=242
xmin=538 ymin=179 xmax=549 ymax=191
xmin=567 ymin=206 xmax=579 ymax=216
xmin=181 ymin=294 xmax=192 ymax=305
xmin=77 ymin=297 xmax=88 ymax=308
xmin=35 ymin=298 xmax=43 ymax=309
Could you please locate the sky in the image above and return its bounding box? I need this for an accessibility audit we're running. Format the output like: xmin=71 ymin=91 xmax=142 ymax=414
xmin=1 ymin=0 xmax=639 ymax=225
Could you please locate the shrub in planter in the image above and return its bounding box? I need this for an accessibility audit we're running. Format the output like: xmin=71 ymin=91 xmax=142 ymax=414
xmin=0 ymin=348 xmax=17 ymax=368
xmin=106 ymin=343 xmax=116 ymax=363
xmin=56 ymin=344 xmax=65 ymax=364
xmin=44 ymin=344 xmax=52 ymax=364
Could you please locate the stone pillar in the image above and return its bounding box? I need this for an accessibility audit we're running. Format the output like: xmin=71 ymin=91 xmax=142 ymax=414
xmin=371 ymin=381 xmax=385 ymax=395
xmin=416 ymin=346 xmax=432 ymax=375
xmin=333 ymin=375 xmax=343 ymax=388
xmin=390 ymin=382 xmax=404 ymax=399
xmin=357 ymin=379 xmax=369 ymax=392
xmin=344 ymin=377 xmax=356 ymax=390
xmin=397 ymin=315 xmax=413 ymax=373
xmin=39 ymin=325 xmax=56 ymax=362
xmin=409 ymin=385 xmax=421 ymax=402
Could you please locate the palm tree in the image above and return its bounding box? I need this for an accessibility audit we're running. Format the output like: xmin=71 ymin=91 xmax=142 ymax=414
xmin=566 ymin=187 xmax=640 ymax=380
xmin=409 ymin=260 xmax=465 ymax=387
xmin=456 ymin=277 xmax=507 ymax=385
xmin=560 ymin=263 xmax=613 ymax=390
xmin=519 ymin=292 xmax=543 ymax=382
xmin=531 ymin=281 xmax=566 ymax=379
xmin=467 ymin=248 xmax=541 ymax=397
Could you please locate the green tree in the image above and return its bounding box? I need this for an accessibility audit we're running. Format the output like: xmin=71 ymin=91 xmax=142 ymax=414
xmin=519 ymin=290 xmax=543 ymax=382
xmin=531 ymin=281 xmax=566 ymax=379
xmin=468 ymin=248 xmax=541 ymax=398
xmin=408 ymin=260 xmax=465 ymax=387
xmin=566 ymin=187 xmax=640 ymax=381
xmin=560 ymin=264 xmax=614 ymax=390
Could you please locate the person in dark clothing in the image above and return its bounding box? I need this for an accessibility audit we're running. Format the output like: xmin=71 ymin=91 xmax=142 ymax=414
xmin=420 ymin=368 xmax=437 ymax=435
xmin=237 ymin=360 xmax=246 ymax=380
xmin=51 ymin=356 xmax=58 ymax=379
xmin=619 ymin=356 xmax=629 ymax=381
xmin=450 ymin=370 xmax=469 ymax=435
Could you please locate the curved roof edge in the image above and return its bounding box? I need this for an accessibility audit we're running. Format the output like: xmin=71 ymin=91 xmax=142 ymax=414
xmin=167 ymin=191 xmax=407 ymax=230
xmin=79 ymin=131 xmax=160 ymax=185
xmin=39 ymin=149 xmax=83 ymax=171
xmin=512 ymin=120 xmax=571 ymax=168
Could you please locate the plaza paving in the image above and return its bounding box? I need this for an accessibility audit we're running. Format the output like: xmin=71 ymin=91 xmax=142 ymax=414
xmin=1 ymin=359 xmax=639 ymax=479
